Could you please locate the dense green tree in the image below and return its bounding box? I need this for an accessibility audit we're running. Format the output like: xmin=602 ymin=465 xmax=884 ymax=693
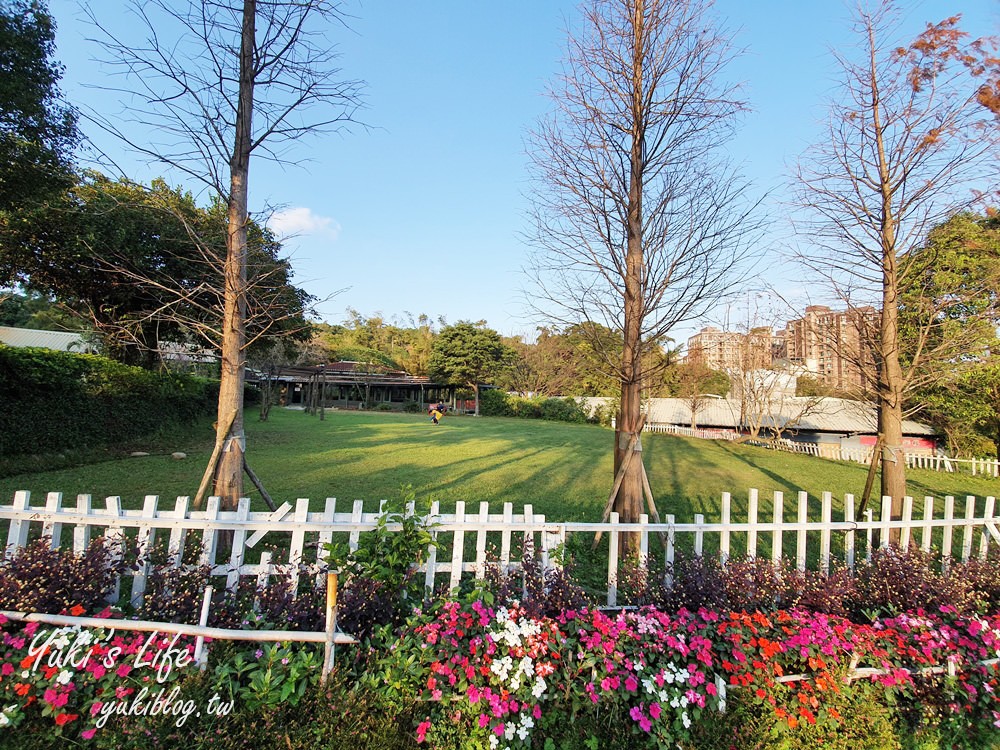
xmin=428 ymin=322 xmax=513 ymax=416
xmin=0 ymin=172 xmax=314 ymax=366
xmin=300 ymin=312 xmax=439 ymax=374
xmin=0 ymin=290 xmax=80 ymax=330
xmin=904 ymin=212 xmax=1000 ymax=456
xmin=0 ymin=0 xmax=77 ymax=211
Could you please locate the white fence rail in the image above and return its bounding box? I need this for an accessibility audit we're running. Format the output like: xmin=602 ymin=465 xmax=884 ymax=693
xmin=2 ymin=489 xmax=999 ymax=608
xmin=650 ymin=424 xmax=1000 ymax=478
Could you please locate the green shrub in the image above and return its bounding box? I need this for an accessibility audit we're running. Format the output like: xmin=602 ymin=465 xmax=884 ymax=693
xmin=478 ymin=388 xmax=511 ymax=416
xmin=0 ymin=345 xmax=216 ymax=459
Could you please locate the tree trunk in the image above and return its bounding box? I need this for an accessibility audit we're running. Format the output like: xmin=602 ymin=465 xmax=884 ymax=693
xmin=868 ymin=21 xmax=906 ymax=533
xmin=473 ymin=382 xmax=480 ymax=416
xmin=613 ymin=0 xmax=646 ymax=554
xmin=213 ymin=0 xmax=255 ymax=509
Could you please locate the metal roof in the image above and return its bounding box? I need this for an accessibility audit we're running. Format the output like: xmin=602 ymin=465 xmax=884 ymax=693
xmin=0 ymin=326 xmax=91 ymax=352
xmin=580 ymin=396 xmax=935 ymax=436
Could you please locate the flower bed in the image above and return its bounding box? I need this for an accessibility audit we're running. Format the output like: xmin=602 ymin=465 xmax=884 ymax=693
xmin=2 ymin=536 xmax=1000 ymax=748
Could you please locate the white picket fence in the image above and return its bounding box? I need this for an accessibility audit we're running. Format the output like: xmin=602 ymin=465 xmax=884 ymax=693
xmin=652 ymin=424 xmax=1000 ymax=477
xmin=2 ymin=489 xmax=999 ymax=608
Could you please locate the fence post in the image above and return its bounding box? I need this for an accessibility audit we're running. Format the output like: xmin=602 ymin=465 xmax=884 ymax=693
xmin=195 ymin=585 xmax=213 ymax=670
xmin=900 ymin=496 xmax=914 ymax=550
xmin=321 ymin=572 xmax=338 ymax=686
xmin=131 ymin=495 xmax=159 ymax=606
xmin=607 ymin=512 xmax=620 ymax=607
xmin=796 ymin=492 xmax=808 ymax=572
xmin=450 ymin=501 xmax=467 ymax=592
xmin=981 ymin=497 xmax=996 ymax=560
xmin=720 ymin=493 xmax=731 ymax=564
xmin=500 ymin=503 xmax=513 ymax=574
xmin=962 ymin=496 xmax=976 ymax=563
xmin=820 ymin=492 xmax=832 ymax=575
xmin=42 ymin=492 xmax=63 ymax=550
xmin=772 ymin=491 xmax=784 ymax=564
xmin=664 ymin=514 xmax=676 ymax=589
xmin=475 ymin=502 xmax=489 ymax=579
xmin=747 ymin=488 xmax=759 ymax=560
xmin=942 ymin=496 xmax=956 ymax=568
xmin=288 ymin=498 xmax=310 ymax=594
xmin=226 ymin=498 xmax=251 ymax=592
xmin=167 ymin=496 xmax=189 ymax=569
xmin=844 ymin=494 xmax=855 ymax=572
xmin=880 ymin=496 xmax=892 ymax=549
xmin=921 ymin=497 xmax=934 ymax=553
xmin=424 ymin=500 xmax=440 ymax=594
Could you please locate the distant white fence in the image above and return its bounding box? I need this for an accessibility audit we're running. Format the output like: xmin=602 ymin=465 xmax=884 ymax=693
xmin=650 ymin=424 xmax=1000 ymax=478
xmin=2 ymin=489 xmax=999 ymax=608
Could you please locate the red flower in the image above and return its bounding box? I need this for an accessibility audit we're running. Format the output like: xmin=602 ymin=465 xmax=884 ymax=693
xmin=54 ymin=712 xmax=78 ymax=726
xmin=70 ymin=605 xmax=86 ymax=617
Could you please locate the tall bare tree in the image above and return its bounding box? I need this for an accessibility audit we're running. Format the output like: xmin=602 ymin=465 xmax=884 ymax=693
xmin=794 ymin=2 xmax=1000 ymax=518
xmin=527 ymin=0 xmax=759 ymax=529
xmin=88 ymin=0 xmax=362 ymax=507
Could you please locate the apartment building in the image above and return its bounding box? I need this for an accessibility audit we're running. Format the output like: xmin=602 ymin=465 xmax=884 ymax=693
xmin=685 ymin=326 xmax=777 ymax=371
xmin=784 ymin=305 xmax=877 ymax=392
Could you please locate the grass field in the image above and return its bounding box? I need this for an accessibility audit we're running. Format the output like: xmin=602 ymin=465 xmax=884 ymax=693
xmin=2 ymin=407 xmax=999 ymax=523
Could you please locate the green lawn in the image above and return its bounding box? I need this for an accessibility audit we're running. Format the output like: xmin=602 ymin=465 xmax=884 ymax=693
xmin=2 ymin=407 xmax=999 ymax=523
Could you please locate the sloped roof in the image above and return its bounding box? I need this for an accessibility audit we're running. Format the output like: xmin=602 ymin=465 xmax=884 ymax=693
xmin=0 ymin=326 xmax=90 ymax=352
xmin=636 ymin=397 xmax=935 ymax=436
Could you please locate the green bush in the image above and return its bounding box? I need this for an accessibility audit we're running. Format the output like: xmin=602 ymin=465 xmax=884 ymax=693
xmin=0 ymin=345 xmax=217 ymax=459
xmin=479 ymin=388 xmax=512 ymax=416
xmin=481 ymin=390 xmax=590 ymax=424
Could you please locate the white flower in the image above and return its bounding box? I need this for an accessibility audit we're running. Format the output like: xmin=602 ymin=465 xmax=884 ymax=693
xmin=20 ymin=671 xmax=29 ymax=680
xmin=0 ymin=713 xmax=9 ymax=727
xmin=682 ymin=711 xmax=691 ymax=729
xmin=489 ymin=736 xmax=499 ymax=750
xmin=532 ymin=677 xmax=547 ymax=698
xmin=57 ymin=670 xmax=72 ymax=685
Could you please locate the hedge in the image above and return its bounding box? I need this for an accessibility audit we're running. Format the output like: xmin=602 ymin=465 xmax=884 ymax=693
xmin=0 ymin=345 xmax=218 ymax=458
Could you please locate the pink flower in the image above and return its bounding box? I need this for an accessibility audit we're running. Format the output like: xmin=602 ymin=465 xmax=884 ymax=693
xmin=116 ymin=664 xmax=131 ymax=678
xmin=416 ymin=720 xmax=431 ymax=743
xmin=81 ymin=728 xmax=97 ymax=740
xmin=649 ymin=703 xmax=661 ymax=719
xmin=1 ymin=663 xmax=13 ymax=677
xmin=24 ymin=621 xmax=39 ymax=636
xmin=625 ymin=675 xmax=638 ymax=692
xmin=493 ymin=723 xmax=505 ymax=737
xmin=478 ymin=714 xmax=490 ymax=729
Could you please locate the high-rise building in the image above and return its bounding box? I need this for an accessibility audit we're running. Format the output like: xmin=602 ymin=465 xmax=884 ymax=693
xmin=685 ymin=326 xmax=777 ymax=371
xmin=784 ymin=305 xmax=877 ymax=391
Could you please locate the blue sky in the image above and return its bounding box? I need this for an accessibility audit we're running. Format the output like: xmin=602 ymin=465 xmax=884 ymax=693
xmin=47 ymin=0 xmax=998 ymax=342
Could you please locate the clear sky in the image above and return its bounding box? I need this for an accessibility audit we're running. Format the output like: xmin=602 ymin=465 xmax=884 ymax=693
xmin=47 ymin=0 xmax=999 ymax=342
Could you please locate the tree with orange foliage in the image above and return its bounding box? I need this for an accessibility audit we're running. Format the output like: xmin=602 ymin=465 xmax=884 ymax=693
xmin=794 ymin=2 xmax=1000 ymax=524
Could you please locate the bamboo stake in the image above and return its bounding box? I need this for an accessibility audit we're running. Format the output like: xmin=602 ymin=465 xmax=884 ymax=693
xmin=195 ymin=585 xmax=213 ymax=670
xmin=858 ymin=434 xmax=883 ymax=516
xmin=321 ymin=571 xmax=339 ymax=686
xmin=640 ymin=462 xmax=667 ymax=546
xmin=593 ymin=414 xmax=646 ymax=549
xmin=194 ymin=410 xmax=237 ymax=509
xmin=243 ymin=457 xmax=277 ymax=511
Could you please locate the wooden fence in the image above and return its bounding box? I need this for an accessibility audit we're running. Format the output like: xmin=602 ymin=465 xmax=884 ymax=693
xmin=2 ymin=489 xmax=999 ymax=608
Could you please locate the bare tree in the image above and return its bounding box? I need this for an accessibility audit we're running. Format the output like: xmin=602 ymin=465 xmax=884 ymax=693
xmin=526 ymin=0 xmax=760 ymax=531
xmin=87 ymin=0 xmax=363 ymax=507
xmin=794 ymin=2 xmax=1000 ymax=519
